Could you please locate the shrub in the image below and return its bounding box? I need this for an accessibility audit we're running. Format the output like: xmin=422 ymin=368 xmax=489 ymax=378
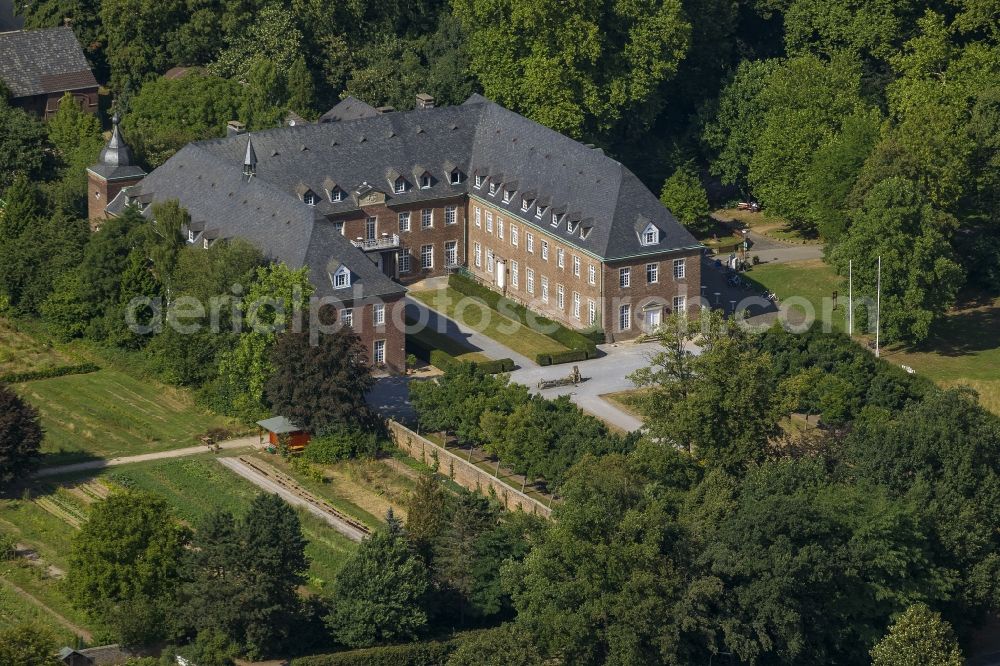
xmin=475 ymin=358 xmax=514 ymax=374
xmin=535 ymin=353 xmax=551 ymax=366
xmin=291 ymin=630 xmax=489 ymax=666
xmin=305 ymin=426 xmax=382 ymax=463
xmin=429 ymin=349 xmax=457 ymax=371
xmin=0 ymin=532 xmax=16 ymax=560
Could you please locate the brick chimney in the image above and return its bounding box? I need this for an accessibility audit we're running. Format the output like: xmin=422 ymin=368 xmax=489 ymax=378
xmin=226 ymin=120 xmax=246 ymax=136
xmin=415 ymin=93 xmax=435 ymax=110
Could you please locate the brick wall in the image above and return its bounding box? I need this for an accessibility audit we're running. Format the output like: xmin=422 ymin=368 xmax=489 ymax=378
xmin=87 ymin=171 xmax=144 ymax=227
xmin=466 ymin=197 xmax=603 ymax=331
xmin=602 ymin=248 xmax=702 ymax=341
xmin=388 ymin=420 xmax=552 ymax=518
xmin=336 ymin=294 xmax=407 ymax=374
xmin=332 ymin=194 xmax=466 ymax=283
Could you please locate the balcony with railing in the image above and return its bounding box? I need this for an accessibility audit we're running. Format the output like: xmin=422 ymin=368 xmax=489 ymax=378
xmin=351 ymin=233 xmax=400 ymax=251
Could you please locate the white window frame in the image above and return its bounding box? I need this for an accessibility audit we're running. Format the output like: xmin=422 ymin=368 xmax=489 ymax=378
xmin=642 ymin=224 xmax=659 ymax=246
xmin=541 ymin=241 xmax=549 ymax=261
xmin=526 ymin=233 xmax=534 ymax=253
xmin=573 ymin=292 xmax=581 ymax=319
xmin=557 ymin=248 xmax=565 ymax=269
xmin=619 ymin=304 xmax=631 ymax=331
xmin=486 ymin=211 xmax=493 ymax=233
xmin=522 ymin=198 xmax=532 ymax=212
xmin=551 ymin=213 xmax=560 ymax=227
xmin=421 ymin=208 xmax=433 ymax=229
xmin=450 ymin=170 xmax=463 ymax=185
xmin=398 ymin=211 xmax=411 ymax=232
xmin=394 ymin=178 xmax=407 ymax=194
xmin=557 ymin=284 xmax=565 ymax=310
xmin=527 ymin=268 xmax=535 ymax=295
xmin=445 ymin=205 xmax=457 ymax=225
xmin=619 ymin=267 xmax=630 ymax=288
xmin=588 ymin=264 xmax=596 ymax=285
xmin=647 ymin=263 xmax=659 ymax=284
xmin=673 ymin=296 xmax=687 ymax=313
xmin=475 ymin=174 xmax=483 ymax=188
xmin=588 ymin=299 xmax=597 ymax=325
xmin=329 ymin=188 xmax=343 ymax=202
xmin=373 ymin=339 xmax=386 ymax=364
xmin=541 ymin=277 xmax=549 ymax=303
xmin=332 ymin=266 xmax=351 ymax=289
xmin=334 ymin=221 xmax=345 ymax=235
xmin=420 ymin=244 xmax=433 ymax=269
xmin=503 ymin=189 xmax=513 ymax=203
xmin=511 ymin=224 xmax=518 ymax=247
xmin=489 ymin=182 xmax=499 ymax=196
xmin=474 ymin=206 xmax=481 ymax=228
xmin=474 ymin=242 xmax=482 ymax=268
xmin=341 ymin=308 xmax=353 ymax=328
xmin=486 ymin=249 xmax=494 ymax=273
xmin=445 ymin=240 xmax=458 ymax=267
xmin=673 ymin=258 xmax=686 ymax=279
xmin=498 ymin=218 xmax=504 ymax=240
xmin=511 ymin=260 xmax=519 ymax=288
xmin=400 ymin=250 xmax=411 ymax=273
xmin=420 ymin=174 xmax=432 ymax=189
xmin=373 ymin=303 xmax=385 ymax=326
xmin=304 ymin=192 xmax=317 ymax=206
xmin=535 ymin=205 xmax=546 ymax=220
xmin=573 ymin=255 xmax=580 ymax=277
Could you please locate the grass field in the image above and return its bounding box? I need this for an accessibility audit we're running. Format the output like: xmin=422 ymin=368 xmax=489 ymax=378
xmin=410 ymin=286 xmax=568 ymax=359
xmin=18 ymin=369 xmax=241 ymax=466
xmin=747 ymin=259 xmax=847 ymax=332
xmin=713 ymin=208 xmax=821 ymax=244
xmin=0 ymin=318 xmax=77 ymax=375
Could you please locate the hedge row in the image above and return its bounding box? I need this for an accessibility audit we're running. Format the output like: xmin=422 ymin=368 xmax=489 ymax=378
xmin=411 ymin=337 xmax=514 ymax=375
xmin=535 ymin=349 xmax=588 ymax=366
xmin=449 ymin=273 xmax=599 ymax=363
xmin=291 ymin=630 xmax=494 ymax=665
xmin=0 ymin=363 xmax=101 ymax=384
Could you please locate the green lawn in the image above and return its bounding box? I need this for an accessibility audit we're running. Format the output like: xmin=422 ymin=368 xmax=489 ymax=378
xmin=746 ymin=259 xmax=847 ymax=332
xmin=17 ymin=369 xmax=241 ymax=466
xmin=410 ymin=286 xmax=568 ymax=359
xmin=0 ymin=318 xmax=77 ymax=376
xmin=0 ymin=572 xmax=84 ymax=644
xmin=408 ymin=321 xmax=491 ymax=364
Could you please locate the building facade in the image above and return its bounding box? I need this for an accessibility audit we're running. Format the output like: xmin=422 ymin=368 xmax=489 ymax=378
xmin=93 ymin=93 xmax=702 ymax=373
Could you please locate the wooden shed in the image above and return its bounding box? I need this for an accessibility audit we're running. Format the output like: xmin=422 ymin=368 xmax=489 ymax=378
xmin=256 ymin=416 xmax=311 ymax=451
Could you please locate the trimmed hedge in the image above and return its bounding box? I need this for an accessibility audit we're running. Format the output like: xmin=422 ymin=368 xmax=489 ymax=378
xmin=548 ymin=349 xmax=588 ymax=365
xmin=291 ymin=630 xmax=495 ymax=665
xmin=0 ymin=363 xmax=100 ymax=384
xmin=449 ymin=274 xmax=599 ymax=363
xmin=411 ymin=337 xmax=512 ymax=375
xmin=535 ymin=353 xmax=551 ymax=366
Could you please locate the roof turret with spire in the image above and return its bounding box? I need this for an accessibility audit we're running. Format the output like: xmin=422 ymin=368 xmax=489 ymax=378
xmin=243 ymin=135 xmax=257 ymax=178
xmin=89 ymin=112 xmax=146 ymax=181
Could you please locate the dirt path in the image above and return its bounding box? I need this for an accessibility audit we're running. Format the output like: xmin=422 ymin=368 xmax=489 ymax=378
xmin=0 ymin=577 xmax=92 ymax=642
xmin=218 ymin=457 xmax=371 ymax=542
xmin=34 ymin=436 xmax=260 ymax=478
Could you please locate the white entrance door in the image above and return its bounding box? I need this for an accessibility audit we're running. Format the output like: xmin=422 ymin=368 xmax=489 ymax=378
xmin=644 ymin=308 xmax=661 ymax=331
xmin=496 ymin=260 xmax=506 ymax=288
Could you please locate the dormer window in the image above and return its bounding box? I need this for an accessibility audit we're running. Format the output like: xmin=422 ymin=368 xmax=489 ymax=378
xmin=332 ymin=265 xmax=351 ymax=289
xmin=522 ymin=198 xmax=532 ymax=212
xmin=550 ymin=213 xmax=560 ymax=227
xmin=303 ymin=192 xmax=317 ymax=206
xmin=475 ymin=174 xmax=483 ymax=188
xmin=187 ymin=229 xmax=195 ymax=243
xmin=535 ymin=206 xmax=547 ymax=219
xmin=581 ymin=226 xmax=592 ymax=240
xmin=329 ymin=187 xmax=344 ymax=202
xmin=394 ymin=177 xmax=407 ymax=194
xmin=641 ymin=223 xmax=660 ymax=245
xmin=420 ymin=174 xmax=432 ymax=189
xmin=568 ymin=220 xmax=579 ymax=234
xmin=503 ymin=189 xmax=513 ymax=203
xmin=203 ymin=238 xmax=210 ymax=249
xmin=450 ymin=170 xmax=463 ymax=185
xmin=489 ymin=182 xmax=499 ymax=196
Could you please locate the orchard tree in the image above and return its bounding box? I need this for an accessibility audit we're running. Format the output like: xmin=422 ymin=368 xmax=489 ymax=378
xmin=265 ymin=325 xmax=375 ymax=433
xmin=0 ymin=384 xmax=44 ymax=484
xmin=326 ymin=509 xmax=431 ymax=647
xmin=659 ymin=164 xmax=710 ymax=232
xmin=453 ymin=0 xmax=690 ymax=139
xmin=870 ymin=603 xmax=964 ymax=666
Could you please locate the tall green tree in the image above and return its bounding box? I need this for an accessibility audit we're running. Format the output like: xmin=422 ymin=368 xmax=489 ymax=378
xmin=181 ymin=494 xmax=309 ymax=659
xmin=0 ymin=624 xmax=61 ymax=666
xmin=0 ymin=101 xmax=46 ymax=191
xmin=870 ymin=603 xmax=964 ymax=666
xmin=453 ymin=0 xmax=691 ymax=139
xmin=45 ymin=93 xmax=105 ymax=215
xmin=67 ymin=491 xmax=190 ymax=641
xmin=659 ymin=164 xmax=710 ymax=232
xmin=405 ymin=472 xmax=451 ymax=562
xmin=285 ymin=55 xmax=317 ymax=118
xmin=326 ymin=510 xmax=431 ymax=647
xmin=829 ymin=177 xmax=964 ymax=343
xmin=241 ymin=58 xmax=286 ymax=130
xmin=0 ymin=383 xmax=44 ymax=484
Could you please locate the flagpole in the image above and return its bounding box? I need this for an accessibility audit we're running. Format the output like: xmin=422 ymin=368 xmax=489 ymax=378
xmin=848 ymin=259 xmax=853 ymax=337
xmin=875 ymin=256 xmax=881 ymax=358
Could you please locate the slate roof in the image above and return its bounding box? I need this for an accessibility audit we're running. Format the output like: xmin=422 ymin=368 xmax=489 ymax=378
xmin=120 ymin=94 xmax=697 ymax=303
xmin=0 ymin=27 xmax=97 ymax=98
xmin=319 ymin=96 xmax=379 ymax=123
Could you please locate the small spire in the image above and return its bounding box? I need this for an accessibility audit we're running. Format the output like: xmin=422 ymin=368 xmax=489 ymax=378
xmin=99 ymin=111 xmax=134 ymax=167
xmin=243 ymin=135 xmax=257 ymax=178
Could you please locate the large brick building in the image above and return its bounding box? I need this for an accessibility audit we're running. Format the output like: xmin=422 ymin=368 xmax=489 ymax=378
xmin=94 ymin=94 xmax=701 ymax=372
xmin=0 ymin=26 xmax=98 ymax=119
